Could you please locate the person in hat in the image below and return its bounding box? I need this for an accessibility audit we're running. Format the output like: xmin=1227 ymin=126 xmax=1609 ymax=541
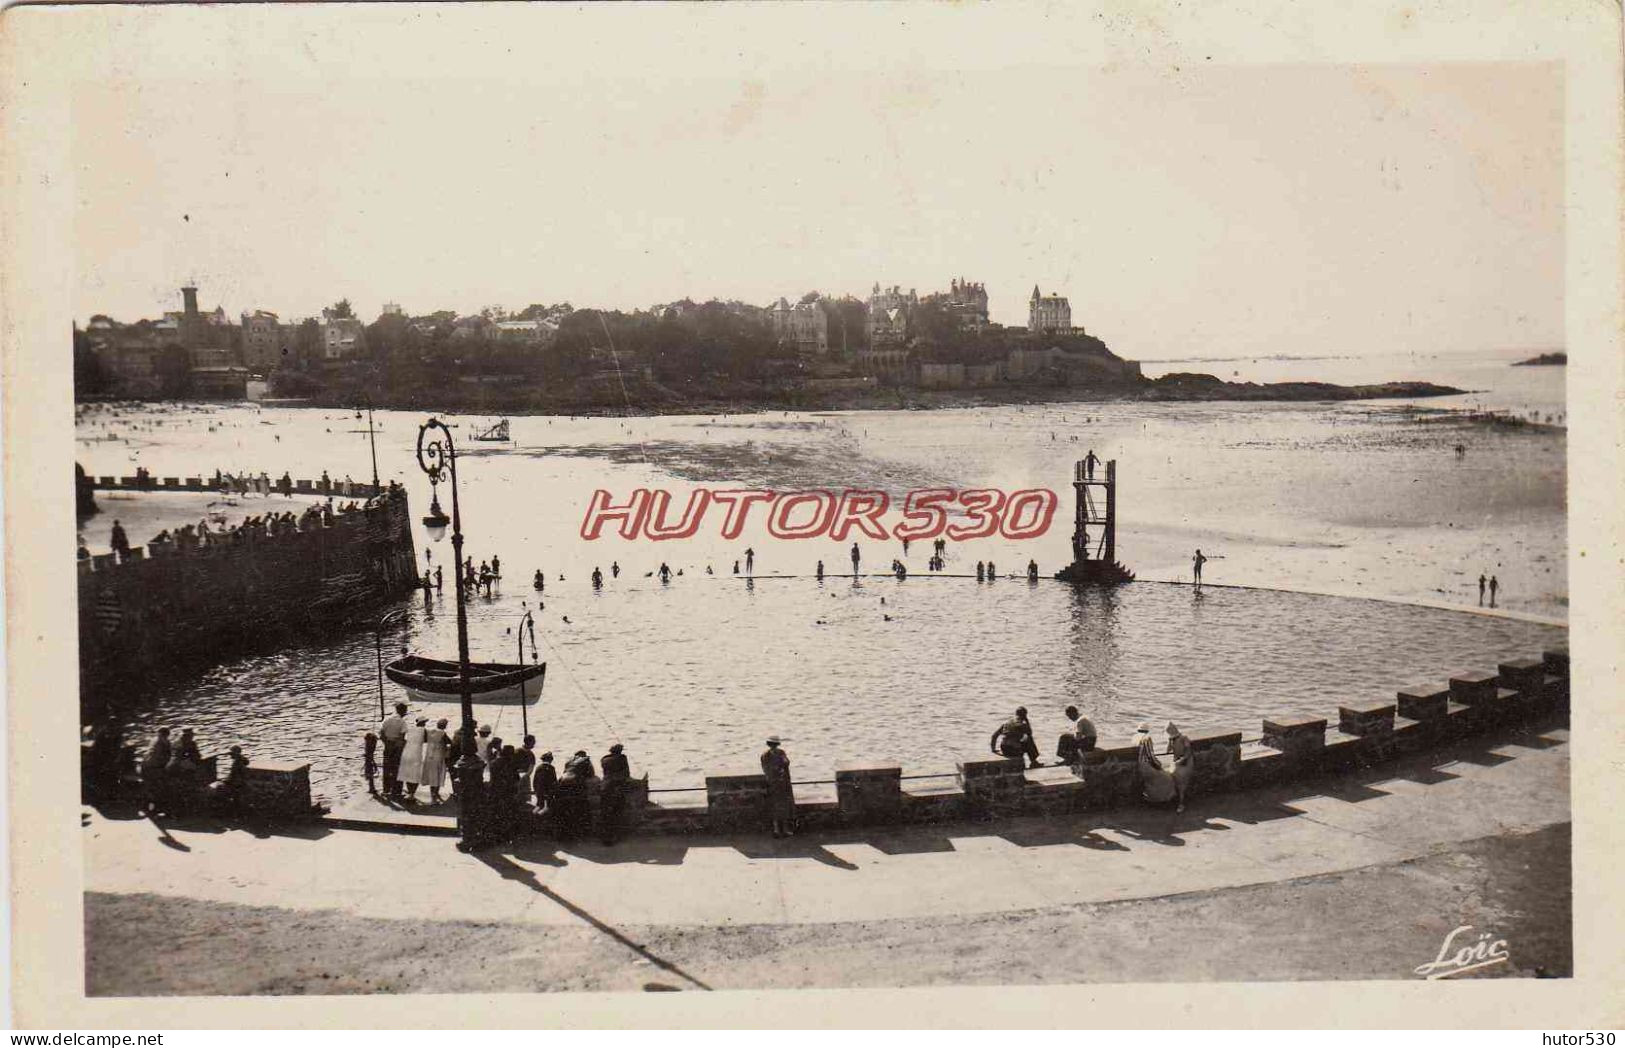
xmin=211 ymin=745 xmax=250 ymax=815
xmin=761 ymin=736 xmax=795 ymax=838
xmin=1136 ymin=723 xmax=1176 ymax=804
xmin=553 ymin=751 xmax=594 ymax=841
xmin=599 ymin=743 xmax=631 ymax=845
xmin=532 ymin=751 xmax=557 ymax=819
xmin=422 ymin=718 xmax=449 ymax=804
xmin=476 ymin=724 xmax=495 ymax=766
xmin=400 ymin=716 xmax=428 ymax=801
xmin=380 ymin=703 xmax=409 ymax=799
xmin=514 ymin=735 xmax=538 ymax=806
xmin=1166 ymin=722 xmax=1195 ymax=813
xmin=991 ymin=708 xmax=1042 ymax=769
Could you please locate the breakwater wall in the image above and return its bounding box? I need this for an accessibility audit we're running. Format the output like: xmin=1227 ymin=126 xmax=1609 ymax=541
xmin=78 ymin=487 xmax=419 ymax=715
xmin=89 ymin=473 xmax=387 ymax=498
xmin=522 ymin=646 xmax=1571 ymax=836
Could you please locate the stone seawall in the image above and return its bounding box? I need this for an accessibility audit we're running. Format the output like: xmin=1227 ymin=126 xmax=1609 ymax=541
xmin=78 ymin=488 xmax=419 ymax=715
xmin=611 ymin=645 xmax=1570 ymax=837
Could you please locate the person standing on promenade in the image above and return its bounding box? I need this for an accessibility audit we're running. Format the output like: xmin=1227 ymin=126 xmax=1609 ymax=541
xmin=514 ymin=735 xmax=537 ymax=805
xmin=599 ymin=743 xmax=631 ymax=845
xmin=379 ymin=703 xmax=408 ymax=799
xmin=1489 ymin=575 xmax=1500 ymax=608
xmin=991 ymin=708 xmax=1042 ymax=769
xmin=1193 ymin=549 xmax=1207 ymax=587
xmin=141 ymin=727 xmax=173 ymax=813
xmin=1028 ymin=560 xmax=1039 ymax=582
xmin=533 ymin=751 xmax=557 ymax=817
xmin=976 ymin=561 xmax=985 ymax=581
xmin=761 ymin=736 xmax=795 ymax=838
xmin=850 ymin=542 xmax=861 ymax=576
xmin=421 ymin=719 xmax=449 ymax=804
xmin=1167 ymin=722 xmax=1195 ymax=813
xmin=488 ymin=745 xmax=517 ymax=842
xmin=363 ymin=732 xmax=379 ymax=795
xmin=400 ymin=717 xmax=428 ymax=801
xmin=987 ymin=559 xmax=996 ymax=580
xmin=745 ymin=548 xmax=755 ymax=576
xmin=1478 ymin=573 xmax=1487 ymax=605
xmin=110 ymin=519 xmax=130 ymax=561
xmin=816 ymin=560 xmax=825 ymax=581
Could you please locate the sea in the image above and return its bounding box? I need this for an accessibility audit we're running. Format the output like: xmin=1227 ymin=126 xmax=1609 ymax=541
xmin=76 ymin=346 xmax=1567 ymax=801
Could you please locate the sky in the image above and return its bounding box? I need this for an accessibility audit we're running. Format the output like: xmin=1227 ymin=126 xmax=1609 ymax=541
xmin=65 ymin=4 xmax=1563 ymax=361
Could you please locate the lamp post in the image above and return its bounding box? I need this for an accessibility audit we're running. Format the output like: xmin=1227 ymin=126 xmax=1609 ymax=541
xmin=516 ymin=603 xmax=537 ymax=738
xmin=415 ymin=417 xmax=485 ymax=849
xmin=374 ymin=607 xmax=408 ymax=720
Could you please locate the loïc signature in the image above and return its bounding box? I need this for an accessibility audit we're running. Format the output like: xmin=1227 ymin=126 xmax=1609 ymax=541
xmin=1414 ymin=924 xmax=1511 ymax=979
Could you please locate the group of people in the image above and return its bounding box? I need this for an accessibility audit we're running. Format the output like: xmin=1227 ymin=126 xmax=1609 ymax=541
xmin=991 ymin=705 xmax=1196 ymax=813
xmin=83 ymin=723 xmax=251 ymax=817
xmin=367 ymin=703 xmax=637 ymax=845
xmin=92 ymin=490 xmax=398 ymax=564
xmin=1477 ymin=572 xmax=1502 ymax=607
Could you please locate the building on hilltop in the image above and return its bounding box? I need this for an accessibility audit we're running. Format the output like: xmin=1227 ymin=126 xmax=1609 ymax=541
xmin=319 ymin=308 xmax=366 ymax=360
xmin=768 ymin=297 xmax=829 ymax=355
xmin=867 ymin=283 xmax=917 ymax=346
xmin=1029 ymin=285 xmax=1072 ymax=333
xmin=924 ymin=277 xmax=991 ymax=331
xmin=240 ymin=309 xmax=283 ymax=370
xmin=492 ymin=316 xmax=562 ymax=345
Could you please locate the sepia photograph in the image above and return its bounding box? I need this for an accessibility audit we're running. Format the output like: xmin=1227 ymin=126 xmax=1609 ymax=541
xmin=4 ymin=0 xmax=1622 ymax=1031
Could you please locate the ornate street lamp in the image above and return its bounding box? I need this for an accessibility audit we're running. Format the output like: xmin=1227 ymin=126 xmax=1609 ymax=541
xmin=415 ymin=417 xmax=485 ymax=849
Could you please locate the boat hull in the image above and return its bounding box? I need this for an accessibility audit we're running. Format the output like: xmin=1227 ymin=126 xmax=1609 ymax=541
xmin=384 ymin=655 xmax=545 ymax=706
xmin=395 ymin=679 xmax=540 ymax=706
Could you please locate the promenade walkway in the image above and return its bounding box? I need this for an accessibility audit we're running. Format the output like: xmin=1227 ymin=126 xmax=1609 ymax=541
xmin=83 ymin=717 xmax=1570 ymax=994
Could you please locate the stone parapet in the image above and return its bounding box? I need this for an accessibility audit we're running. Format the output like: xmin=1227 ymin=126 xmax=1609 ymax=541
xmin=1449 ymin=670 xmax=1498 ymax=705
xmin=1261 ymin=716 xmax=1327 ymax=757
xmin=1397 ymin=683 xmax=1451 ymax=722
xmin=705 ymin=772 xmax=769 ymax=830
xmin=835 ymin=762 xmax=902 ymax=825
xmin=1338 ymin=702 xmax=1396 ymax=737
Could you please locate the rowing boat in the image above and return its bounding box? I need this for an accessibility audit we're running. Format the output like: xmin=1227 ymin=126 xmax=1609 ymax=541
xmin=384 ymin=654 xmax=545 ymax=706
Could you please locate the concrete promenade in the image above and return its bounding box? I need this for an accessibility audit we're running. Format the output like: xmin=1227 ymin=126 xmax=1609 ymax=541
xmin=84 ymin=717 xmax=1571 ymax=994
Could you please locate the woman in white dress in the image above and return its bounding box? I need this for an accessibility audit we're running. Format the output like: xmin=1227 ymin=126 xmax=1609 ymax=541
xmin=421 ymin=717 xmax=449 ymax=804
xmin=399 ymin=716 xmax=428 ymax=801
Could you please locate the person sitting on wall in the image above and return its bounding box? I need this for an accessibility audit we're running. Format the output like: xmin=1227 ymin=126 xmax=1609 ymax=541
xmin=110 ymin=519 xmax=131 ymax=562
xmin=211 ymin=745 xmax=250 ymax=816
xmin=991 ymin=708 xmax=1043 ymax=769
xmin=165 ymin=727 xmax=205 ymax=812
xmin=1055 ymin=705 xmax=1098 ymax=765
xmin=1135 ymin=723 xmax=1177 ymax=805
xmin=599 ymin=743 xmax=631 ymax=845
